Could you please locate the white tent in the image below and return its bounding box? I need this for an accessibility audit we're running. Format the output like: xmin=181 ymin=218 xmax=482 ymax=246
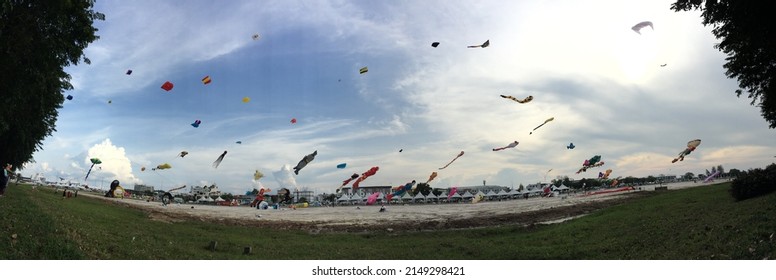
xmin=557 ymin=184 xmax=571 ymax=193
xmin=214 ymin=196 xmax=225 ymax=202
xmin=461 ymin=191 xmax=474 ymax=200
xmin=425 ymin=192 xmax=438 ymax=201
xmin=337 ymin=194 xmax=351 ymax=204
xmin=401 ymin=192 xmax=414 ymax=202
xmin=448 ymin=191 xmax=463 ymax=202
xmin=350 ymin=193 xmax=364 ymax=204
xmin=413 ymin=192 xmax=426 ymax=203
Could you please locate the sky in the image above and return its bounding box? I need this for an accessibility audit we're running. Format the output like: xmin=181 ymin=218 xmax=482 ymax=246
xmin=23 ymin=0 xmax=776 ymax=196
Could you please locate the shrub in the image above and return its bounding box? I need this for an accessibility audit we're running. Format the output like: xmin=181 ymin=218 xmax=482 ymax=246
xmin=730 ymin=163 xmax=776 ymax=201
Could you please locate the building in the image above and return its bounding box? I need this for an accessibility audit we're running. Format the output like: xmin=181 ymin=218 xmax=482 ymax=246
xmin=133 ymin=184 xmax=155 ymax=193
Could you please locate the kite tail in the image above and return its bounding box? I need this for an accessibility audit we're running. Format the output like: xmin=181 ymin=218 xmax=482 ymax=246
xmin=84 ymin=163 xmax=96 ymax=180
xmin=439 ymin=155 xmax=462 ymax=170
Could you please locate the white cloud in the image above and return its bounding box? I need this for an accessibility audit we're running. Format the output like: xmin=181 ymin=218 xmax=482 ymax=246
xmin=86 ymin=138 xmax=141 ymax=186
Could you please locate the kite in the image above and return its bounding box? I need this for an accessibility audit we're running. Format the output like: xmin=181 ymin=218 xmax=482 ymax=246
xmin=426 ymin=171 xmax=438 ymax=184
xmin=338 ymin=173 xmax=360 ymax=192
xmin=293 ymin=150 xmax=317 ymax=175
xmin=576 ymin=155 xmax=605 ymax=174
xmin=141 ymin=167 xmax=146 ymax=172
xmin=104 ymin=180 xmax=124 ymax=198
xmin=108 ymin=100 xmax=112 ymax=104
xmin=126 ymin=70 xmax=132 ymax=75
xmin=447 ymin=187 xmax=458 ymax=200
xmin=672 ymin=139 xmax=701 ymax=163
xmin=500 ymin=95 xmax=533 ymax=104
xmin=467 ymin=39 xmax=490 ymax=48
xmin=161 ymin=81 xmax=174 ymax=91
xmin=242 ymin=97 xmax=250 ymax=103
xmin=472 ymin=193 xmax=485 ymax=204
xmin=155 ymin=163 xmax=172 ymax=170
xmin=530 ymin=117 xmax=555 ymax=135
xmin=66 ymin=95 xmax=73 ymax=100
xmin=212 ymin=151 xmax=227 ymax=168
xmin=336 ymin=163 xmax=347 ymax=169
xmin=352 ymin=166 xmax=379 ymax=191
xmin=610 ymin=179 xmax=619 ymax=187
xmin=439 ymin=151 xmax=464 ymax=170
xmin=290 ymin=118 xmax=297 ymax=124
xmin=389 ymin=180 xmax=416 ymax=198
xmin=252 ymin=33 xmax=260 ymax=40
xmin=278 ymin=188 xmax=293 ymax=203
xmin=366 ymin=192 xmax=379 ymax=205
xmin=250 ymin=188 xmax=270 ymax=207
xmin=161 ymin=185 xmax=186 ymax=206
xmin=359 ymin=67 xmax=368 ymax=74
xmin=660 ymin=64 xmax=667 ymax=67
xmin=191 ymin=120 xmax=201 ymax=128
xmin=399 ymin=149 xmax=403 ymax=153
xmin=598 ymin=169 xmax=612 ymax=179
xmin=703 ymin=171 xmax=720 ymax=183
xmin=253 ymin=170 xmax=264 ymax=181
xmin=431 ymin=42 xmax=440 ymax=48
xmin=202 ymin=76 xmax=212 ymax=85
xmin=235 ymin=141 xmax=242 ymax=144
xmin=631 ymin=21 xmax=653 ymax=35
xmin=84 ymin=158 xmax=102 ymax=180
xmin=544 ymin=169 xmax=553 ymax=181
xmin=493 ymin=141 xmax=519 ymax=151
xmin=567 ymin=143 xmax=575 ymax=149
xmin=178 ymin=151 xmax=189 ymax=158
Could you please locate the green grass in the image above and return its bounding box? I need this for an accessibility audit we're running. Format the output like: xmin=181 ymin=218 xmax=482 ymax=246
xmin=1 ymin=182 xmax=774 ymax=259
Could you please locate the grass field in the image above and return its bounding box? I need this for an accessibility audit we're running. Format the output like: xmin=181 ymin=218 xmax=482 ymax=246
xmin=0 ymin=182 xmax=774 ymax=260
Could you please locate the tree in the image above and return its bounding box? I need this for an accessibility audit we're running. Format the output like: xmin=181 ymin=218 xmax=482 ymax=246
xmin=671 ymin=1 xmax=776 ymax=128
xmin=0 ymin=1 xmax=104 ymax=168
xmin=684 ymin=172 xmax=695 ymax=180
xmin=711 ymin=166 xmax=717 ymax=174
xmin=728 ymin=168 xmax=742 ymax=178
xmin=717 ymin=165 xmax=725 ymax=175
xmin=413 ymin=182 xmax=431 ymax=196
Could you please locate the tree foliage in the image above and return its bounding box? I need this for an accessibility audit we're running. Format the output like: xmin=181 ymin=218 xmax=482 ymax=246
xmin=672 ymin=0 xmax=776 ymax=128
xmin=0 ymin=0 xmax=104 ymax=168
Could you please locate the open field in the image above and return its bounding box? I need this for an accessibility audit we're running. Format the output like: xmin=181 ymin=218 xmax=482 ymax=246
xmin=1 ymin=180 xmax=774 ymax=261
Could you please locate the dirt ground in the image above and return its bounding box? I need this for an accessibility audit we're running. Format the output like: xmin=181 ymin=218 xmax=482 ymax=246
xmin=78 ymin=185 xmax=690 ymax=233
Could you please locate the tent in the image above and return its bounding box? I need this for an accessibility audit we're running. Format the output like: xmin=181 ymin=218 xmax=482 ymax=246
xmin=413 ymin=192 xmax=426 ymax=203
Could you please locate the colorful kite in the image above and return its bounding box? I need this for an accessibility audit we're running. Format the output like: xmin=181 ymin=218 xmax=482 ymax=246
xmin=672 ymin=139 xmax=701 ymax=163
xmin=493 ymin=141 xmax=519 ymax=151
xmin=202 ymin=76 xmax=212 ymax=85
xmin=352 ymin=166 xmax=379 ymax=191
xmin=431 ymin=42 xmax=440 ymax=48
xmin=598 ymin=169 xmax=612 ymax=179
xmin=439 ymin=151 xmax=465 ymax=170
xmin=467 ymin=39 xmax=490 ymax=48
xmin=530 ymin=117 xmax=554 ymax=135
xmin=66 ymin=95 xmax=73 ymax=100
xmin=290 ymin=118 xmax=297 ymax=124
xmin=293 ymin=150 xmax=317 ymax=175
xmin=359 ymin=67 xmax=368 ymax=74
xmin=178 ymin=151 xmax=189 ymax=158
xmin=426 ymin=171 xmax=438 ymax=184
xmin=338 ymin=173 xmax=360 ymax=192
xmin=212 ymin=151 xmax=227 ymax=168
xmin=254 ymin=170 xmax=264 ymax=181
xmin=500 ymin=95 xmax=533 ymax=104
xmin=191 ymin=120 xmax=201 ymax=128
xmin=242 ymin=97 xmax=250 ymax=103
xmin=126 ymin=70 xmax=132 ymax=75
xmin=567 ymin=143 xmax=575 ymax=149
xmin=631 ymin=21 xmax=653 ymax=35
xmin=84 ymin=158 xmax=102 ymax=180
xmin=576 ymin=155 xmax=605 ymax=174
xmin=336 ymin=163 xmax=347 ymax=169
xmin=161 ymin=81 xmax=174 ymax=91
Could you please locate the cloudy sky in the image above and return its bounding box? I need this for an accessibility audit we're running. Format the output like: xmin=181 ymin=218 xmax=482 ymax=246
xmin=24 ymin=0 xmax=776 ymax=195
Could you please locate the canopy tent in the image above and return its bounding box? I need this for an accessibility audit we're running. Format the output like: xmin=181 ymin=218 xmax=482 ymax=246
xmin=413 ymin=192 xmax=426 ymax=203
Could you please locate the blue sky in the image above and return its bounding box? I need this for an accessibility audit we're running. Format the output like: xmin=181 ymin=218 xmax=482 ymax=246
xmin=24 ymin=0 xmax=776 ymax=195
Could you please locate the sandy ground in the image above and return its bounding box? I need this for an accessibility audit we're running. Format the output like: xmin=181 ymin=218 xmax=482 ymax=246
xmin=79 ymin=181 xmax=716 ymax=233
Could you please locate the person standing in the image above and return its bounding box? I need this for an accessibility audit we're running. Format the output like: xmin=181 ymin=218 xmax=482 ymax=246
xmin=0 ymin=163 xmax=12 ymax=197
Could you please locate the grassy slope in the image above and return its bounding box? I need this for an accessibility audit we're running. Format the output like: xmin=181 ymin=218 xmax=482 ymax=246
xmin=0 ymin=182 xmax=773 ymax=260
